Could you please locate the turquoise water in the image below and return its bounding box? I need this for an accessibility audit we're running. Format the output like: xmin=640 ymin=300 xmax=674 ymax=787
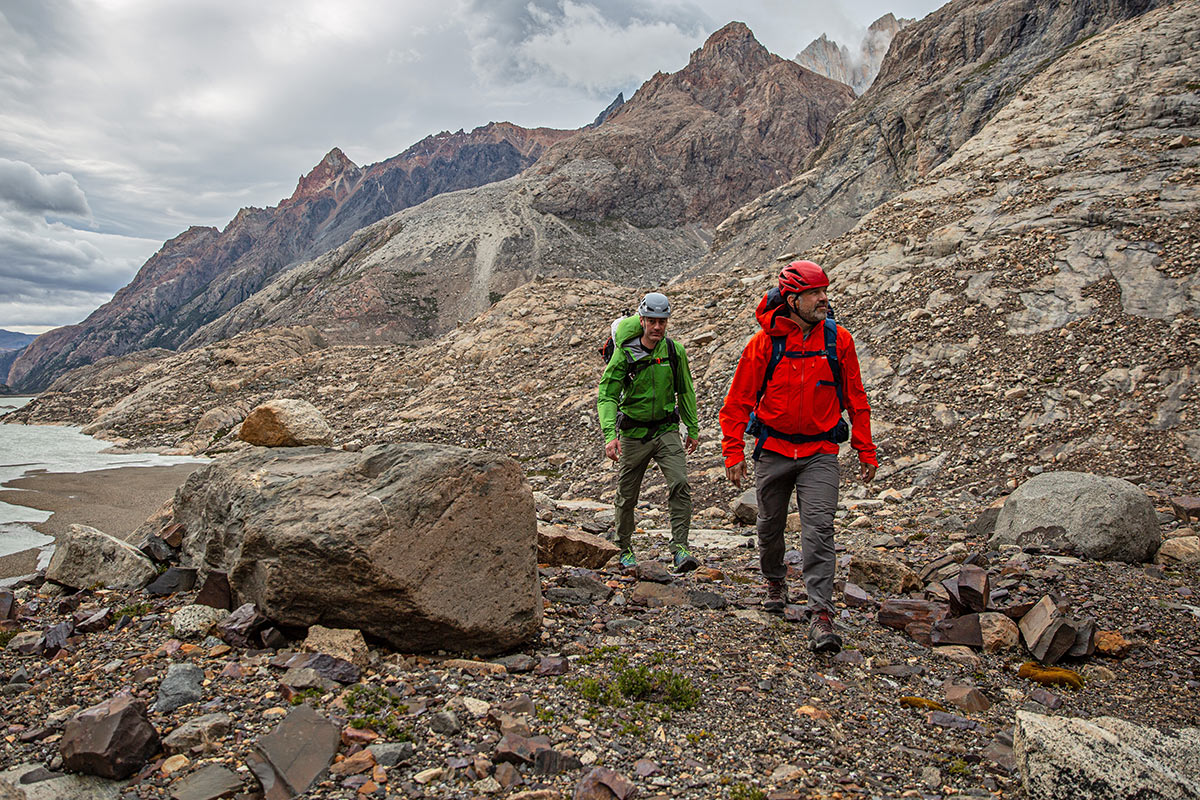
xmin=0 ymin=396 xmax=204 ymax=560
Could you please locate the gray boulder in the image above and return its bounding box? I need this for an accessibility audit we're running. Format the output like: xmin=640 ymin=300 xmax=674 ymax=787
xmin=175 ymin=442 xmax=541 ymax=654
xmin=988 ymin=472 xmax=1159 ymax=562
xmin=1014 ymin=710 xmax=1200 ymax=799
xmin=45 ymin=524 xmax=157 ymax=590
xmin=155 ymin=662 xmax=204 ymax=713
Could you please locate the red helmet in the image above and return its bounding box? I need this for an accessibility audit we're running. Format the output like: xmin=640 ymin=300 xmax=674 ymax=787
xmin=778 ymin=260 xmax=829 ymax=295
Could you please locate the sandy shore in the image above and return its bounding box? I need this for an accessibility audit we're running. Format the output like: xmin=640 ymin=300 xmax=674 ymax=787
xmin=0 ymin=463 xmax=203 ymax=578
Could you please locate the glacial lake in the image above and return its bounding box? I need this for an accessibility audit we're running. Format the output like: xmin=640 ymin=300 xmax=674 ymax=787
xmin=0 ymin=396 xmax=203 ymax=561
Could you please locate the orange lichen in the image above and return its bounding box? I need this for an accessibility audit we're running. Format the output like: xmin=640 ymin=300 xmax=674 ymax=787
xmin=899 ymin=696 xmax=948 ymax=712
xmin=1018 ymin=662 xmax=1085 ymax=690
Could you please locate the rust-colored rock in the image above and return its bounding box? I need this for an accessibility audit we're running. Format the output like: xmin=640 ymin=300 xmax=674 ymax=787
xmin=537 ymin=525 xmax=620 ymax=569
xmin=60 ymin=694 xmax=161 ymax=779
xmin=878 ymin=599 xmax=950 ymax=632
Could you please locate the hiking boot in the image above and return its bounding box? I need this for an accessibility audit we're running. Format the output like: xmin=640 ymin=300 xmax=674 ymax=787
xmin=672 ymin=547 xmax=700 ymax=573
xmin=618 ymin=550 xmax=637 ymax=569
xmin=808 ymin=611 xmax=842 ymax=654
xmin=764 ymin=579 xmax=788 ymax=613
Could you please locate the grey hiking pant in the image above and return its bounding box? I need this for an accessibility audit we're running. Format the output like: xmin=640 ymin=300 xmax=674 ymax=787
xmin=755 ymin=451 xmax=840 ymax=614
xmin=613 ymin=429 xmax=691 ymax=555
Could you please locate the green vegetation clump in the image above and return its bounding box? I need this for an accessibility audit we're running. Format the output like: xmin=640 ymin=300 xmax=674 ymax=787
xmin=115 ymin=602 xmax=152 ymax=618
xmin=572 ymin=663 xmax=701 ymax=712
xmin=0 ymin=630 xmax=18 ymax=648
xmin=947 ymin=758 xmax=972 ymax=776
xmin=344 ymin=684 xmax=411 ymax=739
xmin=288 ymin=688 xmax=324 ymax=706
xmin=729 ymin=784 xmax=766 ymax=800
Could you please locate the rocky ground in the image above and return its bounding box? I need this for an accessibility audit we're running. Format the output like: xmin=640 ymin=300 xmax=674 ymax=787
xmin=0 ymin=491 xmax=1197 ymax=799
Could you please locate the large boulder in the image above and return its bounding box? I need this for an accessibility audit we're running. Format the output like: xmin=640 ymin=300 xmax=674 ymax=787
xmin=59 ymin=694 xmax=160 ymax=780
xmin=1014 ymin=710 xmax=1200 ymax=799
xmin=174 ymin=443 xmax=541 ymax=654
xmin=45 ymin=524 xmax=157 ymax=590
xmin=988 ymin=472 xmax=1159 ymax=562
xmin=237 ymin=399 xmax=333 ymax=447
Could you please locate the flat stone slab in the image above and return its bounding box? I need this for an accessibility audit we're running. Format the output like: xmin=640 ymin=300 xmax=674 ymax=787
xmin=642 ymin=528 xmax=749 ymax=550
xmin=0 ymin=762 xmax=129 ymax=799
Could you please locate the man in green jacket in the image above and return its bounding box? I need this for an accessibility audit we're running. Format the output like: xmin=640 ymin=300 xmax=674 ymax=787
xmin=598 ymin=292 xmax=701 ymax=573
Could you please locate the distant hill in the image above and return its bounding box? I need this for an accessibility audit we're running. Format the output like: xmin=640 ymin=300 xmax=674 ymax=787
xmin=0 ymin=330 xmax=35 ymax=350
xmin=6 ymin=122 xmax=578 ymax=392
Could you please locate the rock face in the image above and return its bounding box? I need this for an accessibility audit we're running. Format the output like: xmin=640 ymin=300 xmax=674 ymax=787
xmin=237 ymin=399 xmax=333 ymax=446
xmin=45 ymin=524 xmax=157 ymax=590
xmin=795 ymin=14 xmax=914 ymax=95
xmin=1013 ymin=710 xmax=1200 ymax=799
xmin=526 ymin=22 xmax=855 ymax=228
xmin=699 ymin=0 xmax=1170 ymax=270
xmin=7 ymin=124 xmax=575 ymax=392
xmin=989 ymin=471 xmax=1160 ymax=562
xmin=174 ymin=443 xmax=541 ymax=654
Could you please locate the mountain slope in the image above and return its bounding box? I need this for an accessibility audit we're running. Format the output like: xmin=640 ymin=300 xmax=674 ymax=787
xmin=13 ymin=0 xmax=1199 ymax=502
xmin=694 ymin=0 xmax=1167 ymax=275
xmin=180 ymin=22 xmax=855 ymax=348
xmin=7 ymin=123 xmax=575 ymax=392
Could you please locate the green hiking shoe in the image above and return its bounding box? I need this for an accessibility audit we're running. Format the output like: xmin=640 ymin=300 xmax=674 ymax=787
xmin=672 ymin=547 xmax=700 ymax=573
xmin=619 ymin=550 xmax=637 ymax=569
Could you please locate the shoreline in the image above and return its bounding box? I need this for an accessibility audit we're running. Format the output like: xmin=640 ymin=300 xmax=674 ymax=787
xmin=0 ymin=463 xmax=203 ymax=579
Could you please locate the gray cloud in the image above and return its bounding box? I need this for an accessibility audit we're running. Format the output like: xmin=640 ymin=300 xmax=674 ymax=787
xmin=0 ymin=158 xmax=90 ymax=217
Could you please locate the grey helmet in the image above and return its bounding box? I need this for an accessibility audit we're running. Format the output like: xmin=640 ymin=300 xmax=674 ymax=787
xmin=638 ymin=292 xmax=671 ymax=318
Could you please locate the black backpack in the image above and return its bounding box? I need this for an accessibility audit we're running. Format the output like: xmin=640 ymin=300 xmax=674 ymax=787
xmin=745 ymin=290 xmax=849 ymax=460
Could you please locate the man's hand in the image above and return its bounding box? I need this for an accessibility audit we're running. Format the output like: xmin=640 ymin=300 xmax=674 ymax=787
xmin=860 ymin=462 xmax=877 ymax=484
xmin=685 ymin=436 xmax=699 ymax=455
xmin=605 ymin=438 xmax=622 ymax=461
xmin=726 ymin=460 xmax=747 ymax=488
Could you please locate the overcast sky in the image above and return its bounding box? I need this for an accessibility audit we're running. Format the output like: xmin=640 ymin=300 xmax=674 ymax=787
xmin=0 ymin=0 xmax=942 ymax=334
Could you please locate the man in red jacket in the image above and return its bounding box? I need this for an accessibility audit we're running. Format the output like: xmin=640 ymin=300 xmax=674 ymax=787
xmin=719 ymin=260 xmax=877 ymax=654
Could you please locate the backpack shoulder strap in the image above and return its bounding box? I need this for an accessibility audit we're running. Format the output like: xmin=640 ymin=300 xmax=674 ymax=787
xmin=666 ymin=339 xmax=682 ymax=395
xmin=756 ymin=335 xmax=788 ymax=403
xmin=824 ymin=317 xmax=847 ymax=411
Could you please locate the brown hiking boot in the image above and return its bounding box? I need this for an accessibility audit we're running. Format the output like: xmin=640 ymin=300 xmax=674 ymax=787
xmin=764 ymin=579 xmax=788 ymax=613
xmin=809 ymin=610 xmax=842 ymax=654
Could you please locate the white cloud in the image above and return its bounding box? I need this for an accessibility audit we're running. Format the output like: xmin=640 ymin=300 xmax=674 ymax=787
xmin=516 ymin=2 xmax=704 ymax=92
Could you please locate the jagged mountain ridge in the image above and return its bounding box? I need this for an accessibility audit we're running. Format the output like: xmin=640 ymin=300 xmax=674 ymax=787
xmin=12 ymin=0 xmax=1198 ymax=503
xmin=695 ymin=0 xmax=1168 ymax=275
xmin=177 ymin=22 xmax=855 ymax=349
xmin=795 ymin=13 xmax=913 ymax=95
xmin=6 ymin=122 xmax=576 ymax=392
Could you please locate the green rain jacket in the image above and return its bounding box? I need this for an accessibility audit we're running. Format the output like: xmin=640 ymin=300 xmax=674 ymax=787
xmin=597 ymin=316 xmax=700 ymax=444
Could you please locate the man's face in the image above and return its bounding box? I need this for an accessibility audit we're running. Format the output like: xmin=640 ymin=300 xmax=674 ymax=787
xmin=640 ymin=315 xmax=668 ymax=347
xmin=788 ymin=286 xmax=829 ymax=326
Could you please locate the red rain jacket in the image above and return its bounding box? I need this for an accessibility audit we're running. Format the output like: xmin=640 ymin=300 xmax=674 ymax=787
xmin=719 ymin=292 xmax=877 ymax=468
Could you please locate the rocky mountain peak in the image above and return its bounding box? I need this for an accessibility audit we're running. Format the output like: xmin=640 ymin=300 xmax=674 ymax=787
xmin=796 ymin=13 xmax=913 ymax=95
xmin=692 ymin=21 xmax=768 ymax=65
xmin=287 ymin=147 xmax=362 ymax=204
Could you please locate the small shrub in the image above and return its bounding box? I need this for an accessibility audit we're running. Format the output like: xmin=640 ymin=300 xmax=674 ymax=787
xmin=729 ymin=784 xmax=766 ymax=800
xmin=289 ymin=688 xmax=323 ymax=706
xmin=616 ymin=666 xmax=654 ymax=700
xmin=115 ymin=602 xmax=151 ymax=618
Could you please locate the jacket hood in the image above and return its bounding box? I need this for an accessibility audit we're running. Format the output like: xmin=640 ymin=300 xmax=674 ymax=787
xmin=755 ymin=288 xmax=801 ymax=336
